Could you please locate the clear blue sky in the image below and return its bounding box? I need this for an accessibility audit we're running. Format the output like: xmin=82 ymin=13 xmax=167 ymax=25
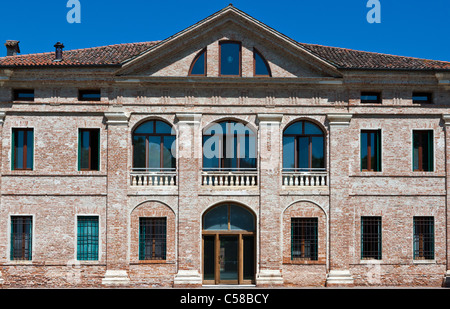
xmin=1 ymin=0 xmax=449 ymax=62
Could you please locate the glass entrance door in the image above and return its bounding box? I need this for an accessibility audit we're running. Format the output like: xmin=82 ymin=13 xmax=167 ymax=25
xmin=219 ymin=236 xmax=238 ymax=283
xmin=202 ymin=234 xmax=255 ymax=285
xmin=202 ymin=204 xmax=256 ymax=285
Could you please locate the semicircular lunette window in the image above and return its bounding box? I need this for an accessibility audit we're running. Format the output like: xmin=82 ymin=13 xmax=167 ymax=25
xmin=189 ymin=48 xmax=206 ymax=76
xmin=254 ymin=48 xmax=271 ymax=77
xmin=203 ymin=204 xmax=255 ymax=232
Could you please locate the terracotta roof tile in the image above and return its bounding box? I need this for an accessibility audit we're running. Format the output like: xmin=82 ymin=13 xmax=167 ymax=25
xmin=1 ymin=40 xmax=449 ymax=71
xmin=0 ymin=41 xmax=158 ymax=67
xmin=299 ymin=42 xmax=450 ymax=70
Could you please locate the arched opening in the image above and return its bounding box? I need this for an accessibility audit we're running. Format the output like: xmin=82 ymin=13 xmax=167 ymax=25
xmin=132 ymin=119 xmax=176 ymax=172
xmin=202 ymin=203 xmax=256 ymax=285
xmin=202 ymin=120 xmax=257 ymax=171
xmin=283 ymin=120 xmax=325 ymax=172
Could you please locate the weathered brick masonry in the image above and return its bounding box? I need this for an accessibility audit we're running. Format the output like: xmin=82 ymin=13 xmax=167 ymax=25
xmin=0 ymin=5 xmax=450 ymax=287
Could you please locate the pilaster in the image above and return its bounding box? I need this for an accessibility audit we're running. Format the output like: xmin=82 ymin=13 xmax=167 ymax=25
xmin=255 ymin=113 xmax=284 ymax=286
xmin=0 ymin=111 xmax=5 ymax=286
xmin=442 ymin=114 xmax=450 ymax=287
xmin=173 ymin=113 xmax=203 ymax=286
xmin=102 ymin=111 xmax=131 ymax=286
xmin=326 ymin=113 xmax=354 ymax=286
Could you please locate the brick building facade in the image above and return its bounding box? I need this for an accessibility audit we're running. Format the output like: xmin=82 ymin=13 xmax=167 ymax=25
xmin=0 ymin=5 xmax=450 ymax=287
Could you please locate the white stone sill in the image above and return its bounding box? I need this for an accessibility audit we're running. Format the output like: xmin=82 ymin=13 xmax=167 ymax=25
xmin=412 ymin=259 xmax=436 ymax=264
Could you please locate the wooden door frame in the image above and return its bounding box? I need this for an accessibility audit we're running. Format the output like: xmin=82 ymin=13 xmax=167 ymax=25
xmin=202 ymin=231 xmax=255 ymax=285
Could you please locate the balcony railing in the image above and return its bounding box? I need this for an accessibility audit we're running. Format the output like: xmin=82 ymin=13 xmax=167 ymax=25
xmin=282 ymin=169 xmax=327 ymax=187
xmin=130 ymin=168 xmax=177 ymax=186
xmin=202 ymin=169 xmax=258 ymax=187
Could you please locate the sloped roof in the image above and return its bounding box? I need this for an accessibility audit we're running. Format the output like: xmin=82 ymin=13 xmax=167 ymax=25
xmin=0 ymin=40 xmax=449 ymax=71
xmin=0 ymin=41 xmax=158 ymax=67
xmin=298 ymin=43 xmax=450 ymax=71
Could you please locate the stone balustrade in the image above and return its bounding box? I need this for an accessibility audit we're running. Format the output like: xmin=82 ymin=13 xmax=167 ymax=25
xmin=130 ymin=169 xmax=177 ymax=186
xmin=282 ymin=170 xmax=327 ymax=187
xmin=201 ymin=170 xmax=258 ymax=187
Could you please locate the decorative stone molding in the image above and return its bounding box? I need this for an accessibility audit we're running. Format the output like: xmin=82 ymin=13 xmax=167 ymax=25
xmin=256 ymin=113 xmax=283 ymax=124
xmin=101 ymin=270 xmax=130 ymax=286
xmin=0 ymin=111 xmax=5 ymax=126
xmin=176 ymin=113 xmax=202 ymax=124
xmin=442 ymin=114 xmax=450 ymax=126
xmin=104 ymin=112 xmax=130 ymax=125
xmin=255 ymin=269 xmax=283 ymax=286
xmin=326 ymin=270 xmax=354 ymax=286
xmin=173 ymin=270 xmax=202 ymax=286
xmin=327 ymin=113 xmax=352 ymax=126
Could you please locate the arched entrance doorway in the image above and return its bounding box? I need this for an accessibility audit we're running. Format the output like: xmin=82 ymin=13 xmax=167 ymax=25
xmin=202 ymin=203 xmax=256 ymax=285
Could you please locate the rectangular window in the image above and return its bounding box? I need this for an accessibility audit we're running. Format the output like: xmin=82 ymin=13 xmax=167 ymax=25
xmin=78 ymin=129 xmax=100 ymax=171
xmin=139 ymin=218 xmax=167 ymax=260
xmin=13 ymin=89 xmax=34 ymax=101
xmin=219 ymin=41 xmax=241 ymax=76
xmin=12 ymin=128 xmax=34 ymax=170
xmin=10 ymin=216 xmax=32 ymax=261
xmin=78 ymin=89 xmax=101 ymax=101
xmin=412 ymin=92 xmax=432 ymax=104
xmin=413 ymin=130 xmax=433 ymax=172
xmin=291 ymin=218 xmax=318 ymax=261
xmin=361 ymin=216 xmax=382 ymax=260
xmin=413 ymin=217 xmax=434 ymax=260
xmin=77 ymin=216 xmax=99 ymax=261
xmin=361 ymin=92 xmax=381 ymax=103
xmin=361 ymin=130 xmax=381 ymax=172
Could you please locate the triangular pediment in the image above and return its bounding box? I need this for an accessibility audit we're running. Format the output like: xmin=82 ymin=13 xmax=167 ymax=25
xmin=115 ymin=5 xmax=342 ymax=79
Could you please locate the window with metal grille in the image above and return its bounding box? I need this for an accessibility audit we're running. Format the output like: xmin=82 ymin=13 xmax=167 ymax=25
xmin=291 ymin=218 xmax=318 ymax=260
xmin=77 ymin=216 xmax=99 ymax=261
xmin=361 ymin=216 xmax=382 ymax=260
xmin=413 ymin=217 xmax=434 ymax=260
xmin=11 ymin=216 xmax=32 ymax=261
xmin=139 ymin=218 xmax=167 ymax=260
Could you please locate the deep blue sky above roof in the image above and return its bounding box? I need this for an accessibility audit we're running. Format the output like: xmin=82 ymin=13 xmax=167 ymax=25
xmin=1 ymin=0 xmax=449 ymax=62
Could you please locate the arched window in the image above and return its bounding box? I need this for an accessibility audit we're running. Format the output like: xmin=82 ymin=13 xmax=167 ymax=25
xmin=253 ymin=48 xmax=271 ymax=77
xmin=283 ymin=120 xmax=325 ymax=172
xmin=203 ymin=204 xmax=255 ymax=232
xmin=203 ymin=120 xmax=256 ymax=171
xmin=219 ymin=41 xmax=241 ymax=76
xmin=132 ymin=120 xmax=176 ymax=171
xmin=189 ymin=48 xmax=206 ymax=76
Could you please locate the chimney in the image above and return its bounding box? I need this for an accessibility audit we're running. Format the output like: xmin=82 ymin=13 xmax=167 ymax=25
xmin=54 ymin=42 xmax=64 ymax=61
xmin=5 ymin=40 xmax=20 ymax=56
